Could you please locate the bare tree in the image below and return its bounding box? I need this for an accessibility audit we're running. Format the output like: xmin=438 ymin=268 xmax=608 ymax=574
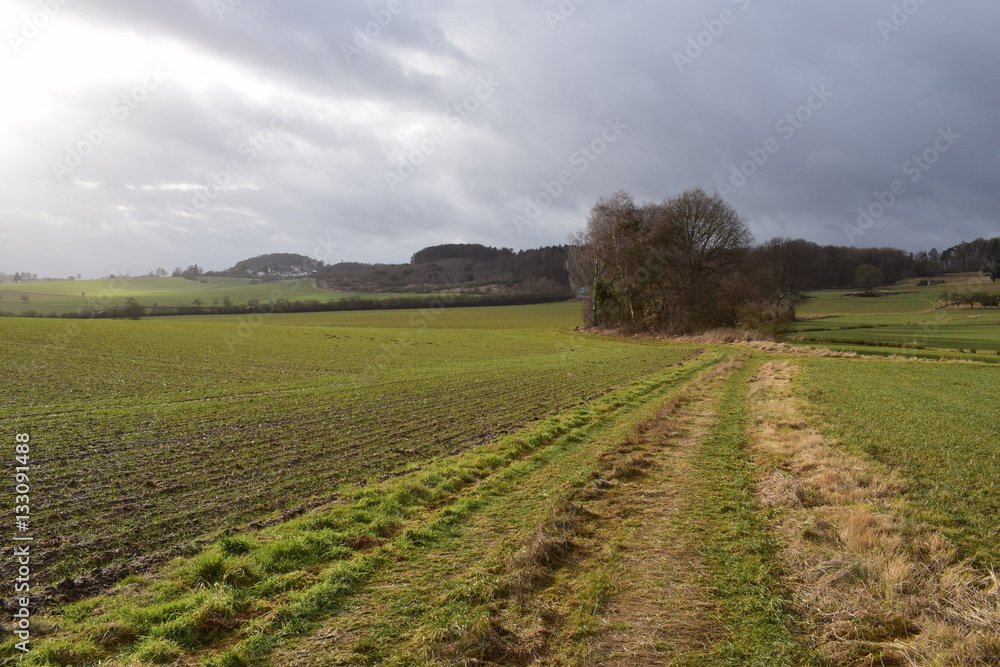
xmin=576 ymin=191 xmax=645 ymax=327
xmin=644 ymin=188 xmax=753 ymax=332
xmin=565 ymin=230 xmax=591 ymax=294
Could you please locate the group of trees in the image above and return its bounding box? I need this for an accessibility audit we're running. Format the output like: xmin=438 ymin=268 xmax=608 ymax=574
xmin=568 ymin=189 xmax=1000 ymax=334
xmin=173 ymin=265 xmax=203 ymax=280
xmin=854 ymin=264 xmax=885 ymax=293
xmin=569 ymin=189 xmax=767 ymax=333
xmin=2 ymin=272 xmax=40 ymax=283
xmin=220 ymin=253 xmax=322 ymax=278
xmin=138 ymin=256 xmax=321 ymax=281
xmin=410 ymin=244 xmax=512 ymax=264
xmin=907 ymin=240 xmax=1000 ymax=277
xmin=941 ymin=291 xmax=1000 ymax=309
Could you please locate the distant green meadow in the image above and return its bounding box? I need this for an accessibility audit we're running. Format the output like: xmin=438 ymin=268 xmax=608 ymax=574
xmin=170 ymin=300 xmax=586 ymax=330
xmin=4 ymin=271 xmax=997 ymax=353
xmin=793 ymin=273 xmax=1000 ymax=353
xmin=0 ymin=276 xmax=353 ymax=315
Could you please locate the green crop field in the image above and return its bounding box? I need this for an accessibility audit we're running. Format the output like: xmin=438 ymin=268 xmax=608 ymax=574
xmin=793 ymin=273 xmax=1000 ymax=352
xmin=0 ymin=277 xmax=355 ymax=316
xmin=2 ymin=300 xmax=998 ymax=666
xmin=170 ymin=300 xmax=586 ymax=330
xmin=799 ymin=358 xmax=1000 ymax=564
xmin=0 ymin=305 xmax=699 ymax=591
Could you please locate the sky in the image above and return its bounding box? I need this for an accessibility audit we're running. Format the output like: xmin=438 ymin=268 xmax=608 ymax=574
xmin=1 ymin=0 xmax=998 ymax=278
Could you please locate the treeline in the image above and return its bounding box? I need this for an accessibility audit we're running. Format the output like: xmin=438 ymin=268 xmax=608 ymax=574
xmin=8 ymin=291 xmax=572 ymax=321
xmin=931 ymin=238 xmax=1000 ymax=275
xmin=941 ymin=291 xmax=1000 ymax=309
xmin=318 ymin=244 xmax=571 ymax=294
xmin=739 ymin=239 xmax=998 ymax=290
xmin=0 ymin=272 xmax=42 ymax=283
xmin=568 ymin=189 xmax=998 ymax=334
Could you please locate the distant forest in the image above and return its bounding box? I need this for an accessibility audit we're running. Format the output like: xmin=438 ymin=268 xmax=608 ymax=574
xmin=4 ymin=235 xmax=995 ymax=292
xmin=762 ymin=236 xmax=999 ymax=288
xmin=316 ymin=245 xmax=572 ymax=294
xmin=315 ymin=236 xmax=998 ymax=297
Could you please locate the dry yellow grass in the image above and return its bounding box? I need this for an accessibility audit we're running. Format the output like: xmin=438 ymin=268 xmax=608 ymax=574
xmin=581 ymin=326 xmax=775 ymax=345
xmin=742 ymin=340 xmax=863 ymax=357
xmin=747 ymin=361 xmax=1000 ymax=665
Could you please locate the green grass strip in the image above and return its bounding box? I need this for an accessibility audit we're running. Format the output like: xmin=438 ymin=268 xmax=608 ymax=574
xmin=683 ymin=360 xmax=826 ymax=666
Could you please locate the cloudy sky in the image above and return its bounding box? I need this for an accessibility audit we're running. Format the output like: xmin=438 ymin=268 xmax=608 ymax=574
xmin=1 ymin=0 xmax=998 ymax=278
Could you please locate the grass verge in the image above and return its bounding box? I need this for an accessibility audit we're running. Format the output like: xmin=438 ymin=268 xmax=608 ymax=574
xmin=748 ymin=360 xmax=1000 ymax=665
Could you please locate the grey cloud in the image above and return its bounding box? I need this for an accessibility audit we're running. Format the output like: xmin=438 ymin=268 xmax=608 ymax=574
xmin=1 ymin=0 xmax=998 ymax=277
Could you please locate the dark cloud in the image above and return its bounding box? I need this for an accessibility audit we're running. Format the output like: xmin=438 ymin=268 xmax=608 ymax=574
xmin=1 ymin=0 xmax=998 ymax=277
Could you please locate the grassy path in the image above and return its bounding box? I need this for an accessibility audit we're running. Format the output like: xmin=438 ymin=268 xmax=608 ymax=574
xmin=271 ymin=362 xmax=727 ymax=665
xmin=268 ymin=356 xmax=820 ymax=666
